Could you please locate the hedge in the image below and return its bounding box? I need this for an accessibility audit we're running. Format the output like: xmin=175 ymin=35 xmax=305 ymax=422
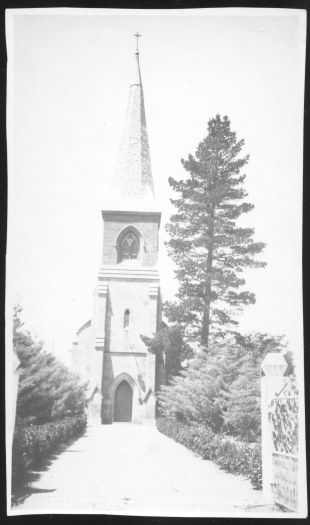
xmin=157 ymin=417 xmax=262 ymax=489
xmin=12 ymin=415 xmax=87 ymax=487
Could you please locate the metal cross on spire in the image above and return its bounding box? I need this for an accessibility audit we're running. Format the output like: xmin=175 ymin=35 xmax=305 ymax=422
xmin=134 ymin=32 xmax=141 ymax=53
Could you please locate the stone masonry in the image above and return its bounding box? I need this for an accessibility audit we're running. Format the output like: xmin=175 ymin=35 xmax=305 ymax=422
xmin=71 ymin=47 xmax=163 ymax=424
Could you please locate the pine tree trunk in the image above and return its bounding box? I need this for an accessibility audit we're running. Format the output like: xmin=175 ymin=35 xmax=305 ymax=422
xmin=201 ymin=208 xmax=215 ymax=349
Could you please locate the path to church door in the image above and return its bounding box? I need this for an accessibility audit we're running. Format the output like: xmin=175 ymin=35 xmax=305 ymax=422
xmin=114 ymin=380 xmax=133 ymax=422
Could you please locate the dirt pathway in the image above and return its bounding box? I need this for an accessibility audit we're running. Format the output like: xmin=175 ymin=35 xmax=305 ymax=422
xmin=11 ymin=423 xmax=278 ymax=517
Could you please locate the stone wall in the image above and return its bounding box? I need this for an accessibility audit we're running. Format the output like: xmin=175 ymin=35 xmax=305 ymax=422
xmin=106 ymin=279 xmax=158 ymax=354
xmin=101 ymin=212 xmax=160 ymax=267
xmin=101 ymin=353 xmax=153 ymax=423
xmin=71 ymin=322 xmax=92 ymax=381
xmin=72 ymin=207 xmax=161 ymax=425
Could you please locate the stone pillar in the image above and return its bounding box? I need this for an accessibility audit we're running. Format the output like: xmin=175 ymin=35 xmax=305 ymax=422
xmin=93 ymin=282 xmax=108 ymax=349
xmin=261 ymin=352 xmax=287 ymax=504
xmin=92 ymin=281 xmax=108 ymax=421
xmin=142 ymin=283 xmax=158 ymax=423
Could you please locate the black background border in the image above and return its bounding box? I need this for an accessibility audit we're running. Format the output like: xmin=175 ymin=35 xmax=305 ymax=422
xmin=0 ymin=1 xmax=309 ymax=524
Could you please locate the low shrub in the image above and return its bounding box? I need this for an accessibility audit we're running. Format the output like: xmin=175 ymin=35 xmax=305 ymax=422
xmin=12 ymin=415 xmax=87 ymax=487
xmin=157 ymin=417 xmax=262 ymax=489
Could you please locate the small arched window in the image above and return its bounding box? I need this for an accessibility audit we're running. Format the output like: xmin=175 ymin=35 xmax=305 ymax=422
xmin=119 ymin=232 xmax=139 ymax=262
xmin=124 ymin=309 xmax=130 ymax=328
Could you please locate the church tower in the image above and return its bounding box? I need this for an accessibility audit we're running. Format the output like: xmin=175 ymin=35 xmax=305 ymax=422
xmin=72 ymin=37 xmax=161 ymax=424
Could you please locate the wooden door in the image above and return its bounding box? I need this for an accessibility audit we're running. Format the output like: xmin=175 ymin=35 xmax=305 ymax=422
xmin=114 ymin=381 xmax=133 ymax=422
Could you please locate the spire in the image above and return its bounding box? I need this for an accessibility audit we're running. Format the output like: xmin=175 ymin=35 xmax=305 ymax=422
xmin=112 ymin=36 xmax=156 ymax=207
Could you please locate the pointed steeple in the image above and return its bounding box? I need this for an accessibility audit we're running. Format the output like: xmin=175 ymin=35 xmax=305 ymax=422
xmin=112 ymin=39 xmax=156 ymax=207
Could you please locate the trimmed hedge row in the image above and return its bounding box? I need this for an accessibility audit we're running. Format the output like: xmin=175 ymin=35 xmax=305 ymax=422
xmin=157 ymin=417 xmax=262 ymax=489
xmin=12 ymin=415 xmax=87 ymax=487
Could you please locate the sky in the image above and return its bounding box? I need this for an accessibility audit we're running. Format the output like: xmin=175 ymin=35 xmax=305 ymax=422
xmin=6 ymin=8 xmax=306 ymax=366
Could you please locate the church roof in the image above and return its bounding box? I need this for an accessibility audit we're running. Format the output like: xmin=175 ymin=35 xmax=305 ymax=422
xmin=105 ymin=44 xmax=160 ymax=213
xmin=76 ymin=319 xmax=91 ymax=336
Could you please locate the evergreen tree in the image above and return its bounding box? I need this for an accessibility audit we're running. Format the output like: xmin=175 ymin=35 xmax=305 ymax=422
xmin=222 ymin=356 xmax=261 ymax=442
xmin=14 ymin=305 xmax=88 ymax=424
xmin=165 ymin=115 xmax=266 ymax=348
xmin=234 ymin=332 xmax=294 ymax=375
xmin=219 ymin=333 xmax=293 ymax=441
xmin=141 ymin=325 xmax=192 ymax=383
xmin=157 ymin=351 xmax=224 ymax=432
xmin=157 ymin=332 xmax=292 ymax=441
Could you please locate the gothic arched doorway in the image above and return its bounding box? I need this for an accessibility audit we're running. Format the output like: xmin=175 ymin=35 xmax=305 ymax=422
xmin=114 ymin=380 xmax=133 ymax=422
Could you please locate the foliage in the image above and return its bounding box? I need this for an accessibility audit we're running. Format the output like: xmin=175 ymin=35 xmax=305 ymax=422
xmin=222 ymin=366 xmax=261 ymax=442
xmin=157 ymin=332 xmax=292 ymax=442
xmin=158 ymin=350 xmax=224 ymax=432
xmin=219 ymin=333 xmax=282 ymax=441
xmin=11 ymin=305 xmax=89 ymax=498
xmin=141 ymin=325 xmax=193 ymax=382
xmin=235 ymin=332 xmax=294 ymax=376
xmin=165 ymin=115 xmax=266 ymax=347
xmin=157 ymin=417 xmax=262 ymax=489
xmin=12 ymin=415 xmax=87 ymax=487
xmin=13 ymin=304 xmax=88 ymax=424
xmin=269 ymin=378 xmax=298 ymax=455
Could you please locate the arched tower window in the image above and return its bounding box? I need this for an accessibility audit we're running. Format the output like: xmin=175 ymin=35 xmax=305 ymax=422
xmin=124 ymin=309 xmax=130 ymax=328
xmin=118 ymin=230 xmax=139 ymax=263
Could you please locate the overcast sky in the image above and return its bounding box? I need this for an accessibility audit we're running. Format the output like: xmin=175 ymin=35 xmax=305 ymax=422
xmin=6 ymin=8 xmax=306 ymax=365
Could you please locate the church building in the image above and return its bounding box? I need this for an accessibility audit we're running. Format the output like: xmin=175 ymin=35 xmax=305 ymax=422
xmin=71 ymin=38 xmax=163 ymax=424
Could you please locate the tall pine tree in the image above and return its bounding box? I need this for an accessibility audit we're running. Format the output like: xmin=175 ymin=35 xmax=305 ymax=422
xmin=165 ymin=115 xmax=266 ymax=348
